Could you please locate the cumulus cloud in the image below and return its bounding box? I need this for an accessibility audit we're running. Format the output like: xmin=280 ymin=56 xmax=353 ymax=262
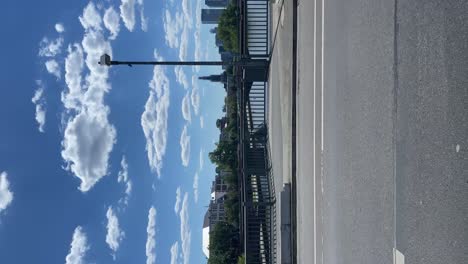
xmin=192 ymin=172 xmax=199 ymax=203
xmin=55 ymin=23 xmax=65 ymax=33
xmin=170 ymin=242 xmax=179 ymax=264
xmin=200 ymin=116 xmax=204 ymax=129
xmin=174 ymin=186 xmax=181 ymax=214
xmin=120 ymin=0 xmax=136 ymax=31
xmin=61 ymin=2 xmax=116 ymax=192
xmin=79 ymin=3 xmax=102 ymax=30
xmin=31 ymin=83 xmax=46 ymax=133
xmin=117 ymin=156 xmax=132 ymax=207
xmin=106 ymin=207 xmax=125 ymax=256
xmin=141 ymin=50 xmax=170 ymax=177
xmin=179 ymin=192 xmax=191 ymax=264
xmin=162 ymin=10 xmax=183 ymax=48
xmin=65 ymin=226 xmax=89 ymax=264
xmin=0 ymin=172 xmax=13 ymax=214
xmin=181 ymin=92 xmax=191 ymax=122
xmin=178 ymin=24 xmax=189 ymax=61
xmin=103 ymin=7 xmax=120 ymax=40
xmin=39 ymin=37 xmax=64 ymax=57
xmin=180 ymin=125 xmax=190 ymax=167
xmin=174 ymin=66 xmax=189 ymax=89
xmin=190 ymin=76 xmax=200 ymax=115
xmin=146 ymin=206 xmax=157 ymax=264
xmin=45 ymin=59 xmax=61 ymax=79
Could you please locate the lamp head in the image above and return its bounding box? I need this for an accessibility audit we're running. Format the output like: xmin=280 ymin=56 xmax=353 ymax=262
xmin=99 ymin=54 xmax=112 ymax=66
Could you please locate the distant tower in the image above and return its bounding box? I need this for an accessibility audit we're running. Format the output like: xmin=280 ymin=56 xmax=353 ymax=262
xmin=205 ymin=0 xmax=229 ymax=8
xmin=201 ymin=9 xmax=225 ymax=24
xmin=199 ymin=72 xmax=227 ymax=83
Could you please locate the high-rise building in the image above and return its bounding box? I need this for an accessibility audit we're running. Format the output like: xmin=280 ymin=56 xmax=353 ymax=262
xmin=205 ymin=0 xmax=229 ymax=7
xmin=201 ymin=9 xmax=225 ymax=24
xmin=198 ymin=72 xmax=227 ymax=84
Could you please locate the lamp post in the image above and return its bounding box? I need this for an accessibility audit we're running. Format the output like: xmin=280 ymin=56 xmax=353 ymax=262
xmin=98 ymin=54 xmax=268 ymax=68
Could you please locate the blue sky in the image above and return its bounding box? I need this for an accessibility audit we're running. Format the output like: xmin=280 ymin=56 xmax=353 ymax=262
xmin=0 ymin=0 xmax=225 ymax=263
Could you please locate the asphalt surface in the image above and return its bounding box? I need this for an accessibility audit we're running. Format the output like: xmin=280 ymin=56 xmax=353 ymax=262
xmin=293 ymin=0 xmax=468 ymax=263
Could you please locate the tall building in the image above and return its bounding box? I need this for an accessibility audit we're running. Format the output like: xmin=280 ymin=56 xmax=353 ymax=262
xmin=202 ymin=174 xmax=229 ymax=258
xmin=198 ymin=72 xmax=227 ymax=83
xmin=205 ymin=0 xmax=229 ymax=7
xmin=201 ymin=9 xmax=224 ymax=24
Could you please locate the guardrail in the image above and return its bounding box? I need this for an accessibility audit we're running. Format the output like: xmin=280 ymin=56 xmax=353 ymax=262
xmin=237 ymin=0 xmax=275 ymax=263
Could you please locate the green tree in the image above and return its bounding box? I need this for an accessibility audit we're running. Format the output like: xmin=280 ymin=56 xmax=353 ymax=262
xmin=208 ymin=222 xmax=239 ymax=264
xmin=217 ymin=4 xmax=239 ymax=52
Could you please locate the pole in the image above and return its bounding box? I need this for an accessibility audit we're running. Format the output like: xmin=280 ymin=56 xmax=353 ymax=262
xmin=110 ymin=60 xmax=227 ymax=66
xmin=99 ymin=54 xmax=268 ymax=68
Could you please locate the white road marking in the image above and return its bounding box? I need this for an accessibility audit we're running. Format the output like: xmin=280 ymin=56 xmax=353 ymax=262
xmin=313 ymin=0 xmax=317 ymax=263
xmin=393 ymin=248 xmax=405 ymax=264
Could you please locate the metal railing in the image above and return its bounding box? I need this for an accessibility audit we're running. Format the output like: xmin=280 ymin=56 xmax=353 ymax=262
xmin=237 ymin=0 xmax=275 ymax=263
xmin=241 ymin=0 xmax=270 ymax=58
xmin=239 ymin=80 xmax=277 ymax=264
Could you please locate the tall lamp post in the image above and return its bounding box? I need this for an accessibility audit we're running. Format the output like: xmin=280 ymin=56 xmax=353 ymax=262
xmin=98 ymin=54 xmax=268 ymax=68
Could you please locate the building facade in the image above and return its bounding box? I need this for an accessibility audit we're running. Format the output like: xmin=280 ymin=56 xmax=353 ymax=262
xmin=205 ymin=0 xmax=229 ymax=8
xmin=201 ymin=8 xmax=225 ymax=24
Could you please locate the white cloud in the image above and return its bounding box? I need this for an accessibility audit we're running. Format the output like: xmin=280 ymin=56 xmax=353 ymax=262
xmin=138 ymin=0 xmax=148 ymax=32
xmin=181 ymin=92 xmax=191 ymax=122
xmin=174 ymin=66 xmax=189 ymax=89
xmin=55 ymin=23 xmax=65 ymax=33
xmin=79 ymin=2 xmax=102 ymax=30
xmin=193 ymin=172 xmax=199 ymax=203
xmin=0 ymin=172 xmax=13 ymax=214
xmin=106 ymin=207 xmax=125 ymax=256
xmin=61 ymin=2 xmax=116 ymax=192
xmin=163 ymin=10 xmax=183 ymax=48
xmin=31 ymin=83 xmax=46 ymax=133
xmin=65 ymin=226 xmax=89 ymax=264
xmin=174 ymin=186 xmax=181 ymax=214
xmin=39 ymin=37 xmax=64 ymax=57
xmin=120 ymin=0 xmax=136 ymax=31
xmin=199 ymin=148 xmax=204 ymax=170
xmin=180 ymin=125 xmax=190 ymax=167
xmin=170 ymin=241 xmax=179 ymax=264
xmin=62 ymin=44 xmax=84 ymax=110
xmin=45 ymin=59 xmax=61 ymax=79
xmin=103 ymin=7 xmax=120 ymax=40
xmin=146 ymin=206 xmax=157 ymax=264
xmin=141 ymin=50 xmax=170 ymax=177
xmin=179 ymin=192 xmax=191 ymax=264
xmin=193 ymin=0 xmax=202 ymax=72
xmin=117 ymin=156 xmax=132 ymax=207
xmin=178 ymin=24 xmax=189 ymax=61
xmin=191 ymin=76 xmax=200 ymax=115
xmin=199 ymin=116 xmax=204 ymax=129
xmin=181 ymin=0 xmax=193 ymax=28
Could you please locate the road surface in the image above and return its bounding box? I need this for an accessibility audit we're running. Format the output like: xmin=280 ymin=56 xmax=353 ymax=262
xmin=293 ymin=0 xmax=468 ymax=263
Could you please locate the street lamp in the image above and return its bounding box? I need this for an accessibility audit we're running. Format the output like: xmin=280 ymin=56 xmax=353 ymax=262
xmin=98 ymin=54 xmax=268 ymax=68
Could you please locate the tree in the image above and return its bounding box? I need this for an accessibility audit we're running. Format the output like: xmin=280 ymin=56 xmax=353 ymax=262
xmin=208 ymin=222 xmax=239 ymax=264
xmin=217 ymin=4 xmax=239 ymax=52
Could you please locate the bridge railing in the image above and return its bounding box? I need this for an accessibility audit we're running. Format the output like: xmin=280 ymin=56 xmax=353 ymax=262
xmin=240 ymin=0 xmax=270 ymax=58
xmin=239 ymin=80 xmax=276 ymax=264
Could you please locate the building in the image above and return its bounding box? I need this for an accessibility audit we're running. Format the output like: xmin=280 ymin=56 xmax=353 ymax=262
xmin=205 ymin=0 xmax=229 ymax=8
xmin=201 ymin=9 xmax=225 ymax=24
xmin=198 ymin=72 xmax=227 ymax=84
xmin=202 ymin=174 xmax=229 ymax=258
